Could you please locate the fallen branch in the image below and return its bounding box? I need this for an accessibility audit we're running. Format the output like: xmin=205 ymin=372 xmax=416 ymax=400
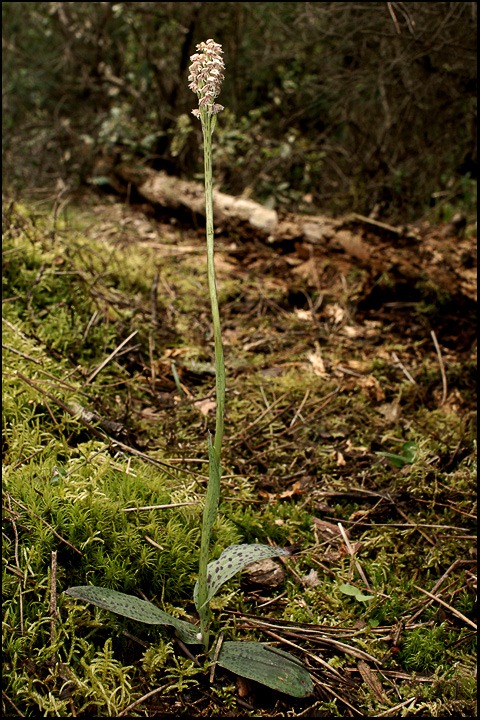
xmin=413 ymin=584 xmax=477 ymax=630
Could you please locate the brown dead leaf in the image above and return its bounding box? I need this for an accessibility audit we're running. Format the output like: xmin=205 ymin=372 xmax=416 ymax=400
xmin=162 ymin=347 xmax=190 ymax=359
xmin=194 ymin=398 xmax=216 ymax=415
xmin=340 ymin=320 xmax=383 ymax=340
xmin=325 ymin=303 xmax=346 ymax=324
xmin=291 ymin=257 xmax=320 ymax=285
xmin=349 ymin=509 xmax=371 ymax=522
xmin=331 ymin=229 xmax=371 ymax=262
xmin=336 ymin=451 xmax=346 ymax=466
xmin=458 ymin=267 xmax=477 ymax=301
xmin=308 ymin=349 xmax=327 ymax=377
xmin=258 ymin=490 xmax=278 ymax=502
xmin=312 ymin=517 xmax=346 ymax=541
xmin=359 ymin=375 xmax=385 ymax=402
xmin=137 ymin=406 xmax=167 ymax=418
xmin=236 ymin=675 xmax=251 ymax=698
xmin=294 ymin=308 xmax=314 ymax=322
xmin=301 ymin=569 xmax=322 ymax=587
xmin=243 ymin=558 xmax=286 ymax=588
xmin=357 ymin=660 xmax=387 ymax=703
xmin=279 ymin=480 xmax=304 ymax=499
xmin=377 ymin=400 xmax=401 ymax=423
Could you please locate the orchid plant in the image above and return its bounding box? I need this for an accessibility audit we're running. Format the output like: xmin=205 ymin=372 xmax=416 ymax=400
xmin=65 ymin=39 xmax=313 ymax=699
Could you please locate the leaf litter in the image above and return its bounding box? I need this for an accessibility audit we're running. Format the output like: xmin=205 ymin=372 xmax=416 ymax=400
xmin=2 ymin=195 xmax=476 ymax=716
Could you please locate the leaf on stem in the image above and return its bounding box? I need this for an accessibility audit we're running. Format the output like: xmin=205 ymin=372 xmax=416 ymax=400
xmin=196 ymin=434 xmax=222 ymax=616
xmin=215 ymin=641 xmax=313 ymax=698
xmin=65 ymin=586 xmax=202 ymax=644
xmin=375 ymin=441 xmax=417 ymax=467
xmin=203 ymin=433 xmax=221 ymax=540
xmin=194 ymin=544 xmax=290 ymax=608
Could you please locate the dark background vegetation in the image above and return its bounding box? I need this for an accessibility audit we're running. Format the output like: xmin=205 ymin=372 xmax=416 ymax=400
xmin=2 ymin=1 xmax=477 ymax=221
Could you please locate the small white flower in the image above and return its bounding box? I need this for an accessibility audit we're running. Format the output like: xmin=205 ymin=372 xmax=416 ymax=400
xmin=196 ymin=631 xmax=203 ymax=641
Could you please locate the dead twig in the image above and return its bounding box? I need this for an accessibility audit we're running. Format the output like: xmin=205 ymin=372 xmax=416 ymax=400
xmin=413 ymin=584 xmax=477 ymax=630
xmin=148 ymin=332 xmax=156 ymax=392
xmin=49 ymin=550 xmax=58 ymax=665
xmin=406 ymin=560 xmax=473 ymax=626
xmin=289 ymin=388 xmax=310 ymax=427
xmin=387 ymin=2 xmax=402 ymax=35
xmin=2 ymin=344 xmax=42 ymax=364
xmin=338 ymin=519 xmax=468 ymax=531
xmin=393 ymin=503 xmax=437 ymax=547
xmin=150 ymin=269 xmax=160 ymax=326
xmin=5 ymin=494 xmax=84 ymax=557
xmin=348 ymin=212 xmax=401 ymax=235
xmin=431 ymin=329 xmax=447 ymax=405
xmin=9 ymin=492 xmax=26 ymax=636
xmin=2 ymin=690 xmax=25 ymax=717
xmin=265 ymin=636 xmax=366 ymax=714
xmin=209 ymin=631 xmax=224 ymax=684
xmin=376 ymin=695 xmax=418 ymax=716
xmin=391 ymin=351 xmax=416 ymax=383
xmin=263 ymin=629 xmax=351 ymax=686
xmin=229 ymin=391 xmax=291 ymax=447
xmin=69 ymin=401 xmax=124 ymax=435
xmin=143 ymin=535 xmax=164 ymax=550
xmin=15 ymin=371 xmax=208 ymax=483
xmin=236 ymin=614 xmax=380 ymax=663
xmin=311 ymin=675 xmax=365 ymax=715
xmin=122 ymin=501 xmax=198 ymax=512
xmin=85 ymin=329 xmax=138 ymax=385
xmin=117 ymin=683 xmax=172 ymax=717
xmin=252 ymin=386 xmax=340 ymax=450
xmin=337 ymin=522 xmax=371 ymax=590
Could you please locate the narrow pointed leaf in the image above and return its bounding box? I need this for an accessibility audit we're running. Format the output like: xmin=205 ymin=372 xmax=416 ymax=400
xmin=203 ymin=433 xmax=221 ymax=546
xmin=216 ymin=641 xmax=313 ymax=698
xmin=194 ymin=544 xmax=290 ymax=608
xmin=196 ymin=433 xmax=221 ymax=615
xmin=65 ymin=586 xmax=202 ymax=644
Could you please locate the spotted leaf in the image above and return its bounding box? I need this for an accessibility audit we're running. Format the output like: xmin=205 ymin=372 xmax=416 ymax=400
xmin=194 ymin=544 xmax=290 ymax=608
xmin=216 ymin=641 xmax=313 ymax=698
xmin=65 ymin=586 xmax=201 ymax=644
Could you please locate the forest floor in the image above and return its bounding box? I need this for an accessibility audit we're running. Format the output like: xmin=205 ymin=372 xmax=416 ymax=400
xmin=2 ymin=190 xmax=477 ymax=717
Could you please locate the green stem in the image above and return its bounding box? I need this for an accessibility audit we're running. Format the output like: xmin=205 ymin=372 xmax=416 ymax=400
xmin=203 ymin=115 xmax=225 ymax=463
xmin=196 ymin=109 xmax=225 ymax=652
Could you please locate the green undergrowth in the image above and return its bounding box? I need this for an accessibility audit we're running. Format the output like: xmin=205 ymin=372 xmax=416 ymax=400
xmin=2 ymin=198 xmax=477 ymax=716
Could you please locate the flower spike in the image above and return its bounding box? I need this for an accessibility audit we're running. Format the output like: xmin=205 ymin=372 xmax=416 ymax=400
xmin=189 ymin=39 xmax=225 ymax=119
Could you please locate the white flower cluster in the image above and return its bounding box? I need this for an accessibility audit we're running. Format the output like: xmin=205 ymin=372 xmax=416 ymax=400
xmin=188 ymin=39 xmax=225 ymax=118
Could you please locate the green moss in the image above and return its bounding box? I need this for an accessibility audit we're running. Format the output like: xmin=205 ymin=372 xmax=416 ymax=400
xmin=400 ymin=625 xmax=447 ymax=672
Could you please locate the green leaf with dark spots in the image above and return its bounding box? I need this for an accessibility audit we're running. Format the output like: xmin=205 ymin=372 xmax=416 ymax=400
xmin=216 ymin=641 xmax=313 ymax=698
xmin=65 ymin=586 xmax=202 ymax=644
xmin=194 ymin=543 xmax=290 ymax=609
